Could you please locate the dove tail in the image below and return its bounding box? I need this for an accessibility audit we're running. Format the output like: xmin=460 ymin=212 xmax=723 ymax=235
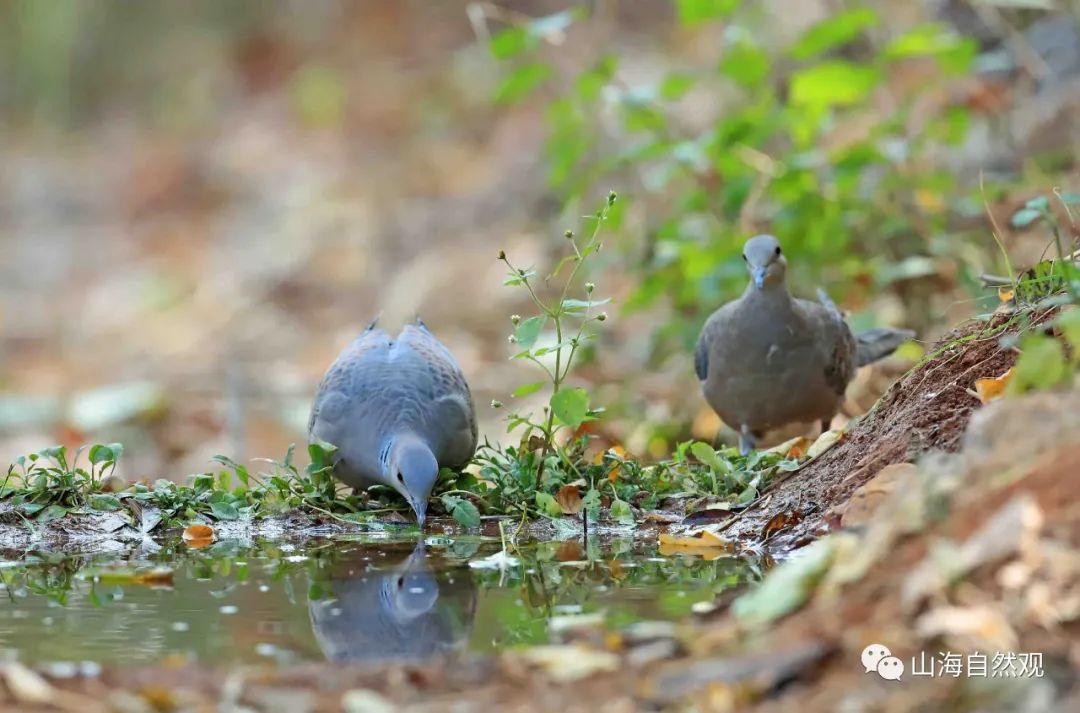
xmin=855 ymin=327 xmax=916 ymax=367
xmin=364 ymin=314 xmax=382 ymax=332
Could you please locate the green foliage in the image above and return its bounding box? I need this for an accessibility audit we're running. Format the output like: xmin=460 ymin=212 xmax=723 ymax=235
xmin=436 ymin=437 xmax=799 ymax=523
xmin=486 ymin=2 xmax=984 ymax=364
xmin=490 ymin=193 xmax=616 ymax=501
xmin=2 ymin=442 xmax=412 ymax=530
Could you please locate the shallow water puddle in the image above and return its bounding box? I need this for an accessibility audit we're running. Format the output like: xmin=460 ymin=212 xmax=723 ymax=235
xmin=0 ymin=536 xmax=761 ymax=667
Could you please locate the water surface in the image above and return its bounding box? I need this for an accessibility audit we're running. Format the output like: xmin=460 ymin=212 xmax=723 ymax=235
xmin=0 ymin=535 xmax=761 ymax=667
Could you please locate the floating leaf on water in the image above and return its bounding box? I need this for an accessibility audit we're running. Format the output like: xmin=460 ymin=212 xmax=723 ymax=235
xmin=973 ymin=367 xmax=1013 ymax=404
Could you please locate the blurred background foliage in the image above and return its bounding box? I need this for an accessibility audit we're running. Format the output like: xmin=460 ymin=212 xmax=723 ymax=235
xmin=1 ymin=0 xmax=1077 ymax=476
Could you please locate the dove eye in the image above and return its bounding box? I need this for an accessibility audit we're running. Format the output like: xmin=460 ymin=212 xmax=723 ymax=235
xmin=742 ymin=254 xmax=747 ymax=262
xmin=775 ymin=246 xmax=782 ymax=256
xmin=397 ymin=473 xmax=405 ymax=484
xmin=397 ymin=576 xmax=404 ymax=589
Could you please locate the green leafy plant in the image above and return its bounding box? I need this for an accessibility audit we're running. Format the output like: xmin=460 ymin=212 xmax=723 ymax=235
xmin=2 ymin=443 xmax=123 ymax=521
xmin=483 ymin=1 xmax=988 ymax=389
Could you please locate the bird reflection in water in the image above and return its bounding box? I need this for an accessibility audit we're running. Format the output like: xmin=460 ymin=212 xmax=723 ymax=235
xmin=308 ymin=541 xmax=477 ymax=663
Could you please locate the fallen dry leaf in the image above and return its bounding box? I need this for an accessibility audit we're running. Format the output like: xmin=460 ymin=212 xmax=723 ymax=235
xmin=658 ymin=530 xmax=730 ymax=553
xmin=182 ymin=523 xmax=216 ymax=547
xmin=807 ymin=430 xmax=843 ymax=459
xmin=765 ymin=435 xmax=810 ymax=459
xmin=555 ymin=484 xmax=583 ymax=514
xmin=974 ymin=367 xmax=1013 ymax=404
xmin=517 ymin=645 xmax=620 ymax=682
xmin=760 ymin=511 xmax=803 ymax=540
xmin=1 ymin=662 xmax=55 ymax=704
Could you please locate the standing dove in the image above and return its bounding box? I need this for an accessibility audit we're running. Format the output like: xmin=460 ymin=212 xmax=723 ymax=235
xmin=309 ymin=317 xmax=477 ymax=526
xmin=695 ymin=235 xmax=914 ymax=454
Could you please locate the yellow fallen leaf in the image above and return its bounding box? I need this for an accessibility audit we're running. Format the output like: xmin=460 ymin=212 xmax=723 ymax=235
xmin=518 ymin=645 xmax=620 ymax=682
xmin=974 ymin=367 xmax=1013 ymax=404
xmin=998 ymin=286 xmax=1015 ymax=303
xmin=658 ymin=530 xmax=730 ymax=550
xmin=808 ymin=429 xmax=843 ymax=459
xmin=1 ymin=663 xmax=55 ymax=704
xmin=764 ymin=435 xmax=810 ymax=458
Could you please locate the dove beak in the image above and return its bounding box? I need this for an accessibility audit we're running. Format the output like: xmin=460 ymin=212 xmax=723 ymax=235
xmin=753 ymin=266 xmax=767 ymax=289
xmin=410 ymin=498 xmax=428 ymax=529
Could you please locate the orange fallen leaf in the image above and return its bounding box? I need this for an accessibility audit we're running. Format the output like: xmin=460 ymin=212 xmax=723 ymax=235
xmin=555 ymin=485 xmax=583 ymax=514
xmin=182 ymin=523 xmax=216 ymax=548
xmin=760 ymin=511 xmax=803 ymax=540
xmin=997 ymin=286 xmax=1015 ymax=303
xmin=603 ymin=445 xmax=627 ymax=482
xmin=974 ymin=368 xmax=1013 ymax=404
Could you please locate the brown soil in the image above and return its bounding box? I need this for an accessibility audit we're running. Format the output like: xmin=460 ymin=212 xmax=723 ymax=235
xmin=721 ymin=307 xmax=1058 ymax=548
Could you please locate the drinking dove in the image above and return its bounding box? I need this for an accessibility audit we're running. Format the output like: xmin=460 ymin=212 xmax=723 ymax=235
xmin=695 ymin=235 xmax=915 ymax=454
xmin=309 ymin=316 xmax=478 ymax=526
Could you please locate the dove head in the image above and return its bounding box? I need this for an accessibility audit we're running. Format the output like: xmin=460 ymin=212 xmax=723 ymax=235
xmin=386 ymin=435 xmax=439 ymax=527
xmin=742 ymin=234 xmax=787 ymax=290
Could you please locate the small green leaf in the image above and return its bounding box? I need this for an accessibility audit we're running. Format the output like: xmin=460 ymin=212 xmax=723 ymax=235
xmin=493 ymin=62 xmax=552 ymax=105
xmin=1010 ymin=208 xmax=1042 ymax=229
xmin=561 ymin=297 xmax=612 ymax=313
xmin=1010 ymin=334 xmax=1068 ymax=393
xmin=610 ymin=499 xmax=634 ymax=524
xmin=550 ymin=387 xmax=590 ymax=429
xmin=450 ymin=499 xmax=481 ymax=528
xmin=884 ymin=23 xmax=975 ymax=73
xmin=690 ymin=442 xmax=729 ymax=473
xmin=512 ymin=381 xmax=546 ymax=398
xmin=514 ymin=316 xmax=547 ymax=350
xmin=37 ymin=504 xmax=68 ymax=523
xmin=675 ymin=0 xmax=741 ymax=25
xmin=719 ymin=41 xmax=770 ymax=88
xmin=790 ymin=61 xmax=879 ymax=108
xmin=659 ymin=73 xmax=695 ymax=100
xmin=89 ymin=494 xmax=123 ymax=511
xmin=536 ymin=492 xmax=563 ymax=517
xmin=790 ymin=8 xmax=878 ymax=60
xmin=210 ymin=501 xmax=240 ymax=521
xmin=489 ymin=26 xmax=529 ymax=59
xmin=1056 ymin=310 xmax=1080 ymax=357
xmin=732 ymin=537 xmax=837 ymax=627
xmin=88 ymin=444 xmax=117 ymax=465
